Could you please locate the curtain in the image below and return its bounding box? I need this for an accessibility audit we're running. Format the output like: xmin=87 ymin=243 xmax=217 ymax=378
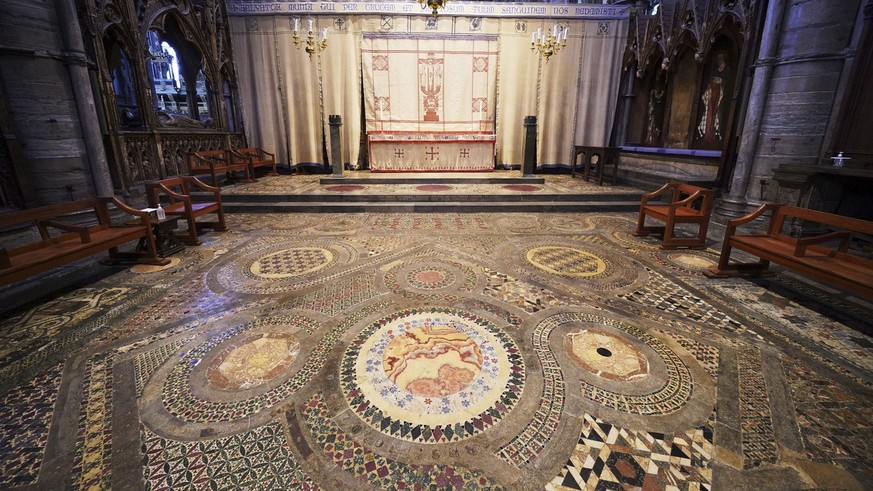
xmin=229 ymin=17 xmax=286 ymax=164
xmin=320 ymin=17 xmax=362 ymax=169
xmin=229 ymin=16 xmax=323 ymax=169
xmin=574 ymin=19 xmax=628 ymax=148
xmin=495 ymin=19 xmax=540 ymax=169
xmin=537 ymin=20 xmax=584 ymax=169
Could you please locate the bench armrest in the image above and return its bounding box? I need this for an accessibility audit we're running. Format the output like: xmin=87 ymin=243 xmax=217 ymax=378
xmin=794 ymin=230 xmax=852 ymax=257
xmin=182 ymin=176 xmax=222 ymax=197
xmin=725 ymin=203 xmax=778 ymax=237
xmin=100 ymin=197 xmax=154 ymax=226
xmin=37 ymin=219 xmax=92 ymax=243
xmin=640 ymin=183 xmax=674 ymax=206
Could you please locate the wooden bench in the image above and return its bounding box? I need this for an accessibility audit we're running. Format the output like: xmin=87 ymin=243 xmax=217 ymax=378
xmin=230 ymin=147 xmax=278 ymax=177
xmin=706 ymin=204 xmax=873 ymax=299
xmin=187 ymin=149 xmax=252 ymax=186
xmin=0 ymin=197 xmax=169 ymax=286
xmin=146 ymin=176 xmax=227 ymax=246
xmin=634 ymin=182 xmax=715 ymax=249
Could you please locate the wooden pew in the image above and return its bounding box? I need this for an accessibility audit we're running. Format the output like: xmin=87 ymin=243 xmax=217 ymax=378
xmin=706 ymin=204 xmax=873 ymax=299
xmin=230 ymin=147 xmax=278 ymax=177
xmin=634 ymin=182 xmax=715 ymax=249
xmin=0 ymin=197 xmax=169 ymax=286
xmin=145 ymin=176 xmax=227 ymax=246
xmin=187 ymin=149 xmax=251 ymax=186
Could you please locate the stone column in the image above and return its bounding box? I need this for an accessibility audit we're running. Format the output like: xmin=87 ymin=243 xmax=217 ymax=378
xmin=717 ymin=0 xmax=787 ymax=218
xmin=55 ymin=0 xmax=114 ymax=197
xmin=522 ymin=116 xmax=537 ymax=176
xmin=328 ymin=115 xmax=343 ymax=177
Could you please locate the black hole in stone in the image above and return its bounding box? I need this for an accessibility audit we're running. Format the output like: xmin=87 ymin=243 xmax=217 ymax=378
xmin=596 ymin=347 xmax=612 ymax=357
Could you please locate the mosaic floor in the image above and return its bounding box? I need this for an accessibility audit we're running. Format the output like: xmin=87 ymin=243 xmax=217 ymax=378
xmin=1 ymin=211 xmax=871 ymax=490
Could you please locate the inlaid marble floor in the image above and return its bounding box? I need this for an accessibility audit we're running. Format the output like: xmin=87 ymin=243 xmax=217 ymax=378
xmin=0 ymin=212 xmax=870 ymax=490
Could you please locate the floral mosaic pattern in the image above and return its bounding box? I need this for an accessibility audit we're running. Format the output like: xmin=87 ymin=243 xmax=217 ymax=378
xmin=0 ymin=363 xmax=63 ymax=487
xmin=142 ymin=422 xmax=318 ymax=490
xmin=302 ymin=392 xmax=506 ymax=490
xmin=341 ymin=308 xmax=524 ymax=443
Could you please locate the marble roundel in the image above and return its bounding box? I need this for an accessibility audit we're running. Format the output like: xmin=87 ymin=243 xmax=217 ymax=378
xmin=341 ymin=308 xmax=524 ymax=444
xmin=207 ymin=332 xmax=300 ymax=390
xmin=249 ymin=247 xmax=335 ymax=279
xmin=565 ymin=329 xmax=649 ymax=381
xmin=383 ymin=257 xmax=477 ymax=298
xmin=525 ymin=246 xmax=607 ymax=278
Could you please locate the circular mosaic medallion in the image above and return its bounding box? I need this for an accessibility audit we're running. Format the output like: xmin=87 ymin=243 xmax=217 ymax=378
xmin=250 ymin=247 xmax=335 ymax=279
xmin=665 ymin=252 xmax=716 ymax=271
xmin=341 ymin=308 xmax=524 ymax=443
xmin=207 ymin=332 xmax=300 ymax=390
xmin=130 ymin=256 xmax=182 ymax=274
xmin=526 ymin=246 xmax=607 ymax=278
xmin=405 ymin=266 xmax=456 ymax=290
xmin=312 ymin=216 xmax=362 ymax=233
xmin=564 ymin=329 xmax=649 ymax=381
xmin=383 ymin=257 xmax=477 ymax=298
xmin=160 ymin=315 xmax=320 ymax=423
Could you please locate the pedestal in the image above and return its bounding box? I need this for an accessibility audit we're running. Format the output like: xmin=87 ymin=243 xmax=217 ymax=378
xmin=329 ymin=115 xmax=344 ymax=177
xmin=522 ymin=116 xmax=537 ymax=176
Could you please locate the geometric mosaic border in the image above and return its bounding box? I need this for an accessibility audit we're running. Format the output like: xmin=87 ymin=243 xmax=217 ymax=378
xmin=302 ymin=392 xmax=506 ymax=490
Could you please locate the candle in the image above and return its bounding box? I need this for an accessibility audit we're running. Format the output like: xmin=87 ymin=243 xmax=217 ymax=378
xmin=308 ymin=19 xmax=313 ymax=33
xmin=530 ymin=32 xmax=535 ymax=44
xmin=293 ymin=18 xmax=298 ymax=33
xmin=553 ymin=25 xmax=558 ymax=38
xmin=321 ymin=27 xmax=328 ymax=41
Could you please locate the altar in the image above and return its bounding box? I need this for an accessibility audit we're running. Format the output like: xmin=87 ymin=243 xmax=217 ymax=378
xmin=368 ymin=133 xmax=496 ymax=172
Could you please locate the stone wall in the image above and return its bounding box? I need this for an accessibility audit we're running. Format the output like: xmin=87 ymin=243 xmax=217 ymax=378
xmin=0 ymin=0 xmax=96 ymax=206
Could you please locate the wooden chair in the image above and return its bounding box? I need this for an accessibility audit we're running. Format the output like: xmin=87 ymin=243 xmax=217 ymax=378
xmin=230 ymin=147 xmax=278 ymax=177
xmin=145 ymin=176 xmax=227 ymax=246
xmin=634 ymin=182 xmax=715 ymax=249
xmin=186 ymin=149 xmax=251 ymax=186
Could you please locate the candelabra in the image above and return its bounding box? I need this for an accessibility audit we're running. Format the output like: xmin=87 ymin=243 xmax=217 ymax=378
xmin=419 ymin=0 xmax=447 ymax=16
xmin=531 ymin=24 xmax=568 ymax=62
xmin=292 ymin=18 xmax=328 ymax=59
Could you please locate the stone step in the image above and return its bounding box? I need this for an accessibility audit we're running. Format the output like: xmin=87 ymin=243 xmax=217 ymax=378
xmin=216 ymin=192 xmax=642 ymax=203
xmin=319 ymin=176 xmax=546 ymax=185
xmin=223 ymin=200 xmax=642 ymax=213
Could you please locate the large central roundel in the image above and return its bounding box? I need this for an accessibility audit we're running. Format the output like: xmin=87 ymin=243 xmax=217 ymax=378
xmin=341 ymin=308 xmax=524 ymax=444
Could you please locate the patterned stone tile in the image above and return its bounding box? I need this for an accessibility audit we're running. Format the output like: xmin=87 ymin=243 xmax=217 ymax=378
xmin=72 ymin=352 xmax=113 ymax=491
xmin=276 ymin=272 xmax=381 ymax=317
xmin=142 ymin=422 xmax=318 ymax=490
xmin=134 ymin=339 xmax=190 ymax=396
xmin=620 ymin=267 xmax=745 ymax=333
xmin=547 ymin=413 xmax=713 ymax=491
xmin=705 ymin=281 xmax=873 ymax=373
xmin=655 ymin=330 xmax=719 ymax=383
xmin=498 ymin=312 xmax=566 ymax=468
xmin=783 ymin=354 xmax=873 ymax=478
xmin=301 ymin=392 xmax=506 ymax=490
xmin=0 ymin=363 xmax=63 ymax=487
xmin=370 ymin=215 xmax=492 ymax=232
xmin=482 ymin=267 xmax=572 ymax=313
xmin=0 ymin=287 xmax=131 ymax=368
xmin=737 ymin=348 xmax=778 ymax=468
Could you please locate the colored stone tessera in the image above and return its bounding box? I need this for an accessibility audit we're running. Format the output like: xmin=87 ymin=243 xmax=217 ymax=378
xmin=0 ymin=212 xmax=871 ymax=490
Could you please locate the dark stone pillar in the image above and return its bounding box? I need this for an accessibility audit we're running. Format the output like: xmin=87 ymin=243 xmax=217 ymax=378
xmin=55 ymin=0 xmax=114 ymax=197
xmin=522 ymin=116 xmax=537 ymax=176
xmin=329 ymin=115 xmax=343 ymax=177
